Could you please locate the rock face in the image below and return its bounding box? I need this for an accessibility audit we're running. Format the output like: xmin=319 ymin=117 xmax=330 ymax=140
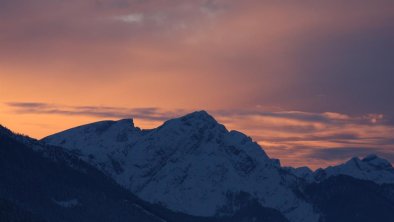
xmin=43 ymin=111 xmax=318 ymax=222
xmin=42 ymin=110 xmax=394 ymax=222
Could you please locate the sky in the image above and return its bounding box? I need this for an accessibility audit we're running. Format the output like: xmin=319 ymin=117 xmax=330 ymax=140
xmin=1 ymin=0 xmax=393 ymax=169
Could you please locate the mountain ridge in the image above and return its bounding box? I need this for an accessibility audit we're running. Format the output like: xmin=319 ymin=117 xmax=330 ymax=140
xmin=41 ymin=111 xmax=394 ymax=185
xmin=42 ymin=111 xmax=318 ymax=222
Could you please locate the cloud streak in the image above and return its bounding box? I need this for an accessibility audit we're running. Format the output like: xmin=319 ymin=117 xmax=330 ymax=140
xmin=5 ymin=102 xmax=184 ymax=121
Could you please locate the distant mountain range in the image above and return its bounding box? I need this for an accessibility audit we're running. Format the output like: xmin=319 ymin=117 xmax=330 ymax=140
xmin=1 ymin=111 xmax=394 ymax=222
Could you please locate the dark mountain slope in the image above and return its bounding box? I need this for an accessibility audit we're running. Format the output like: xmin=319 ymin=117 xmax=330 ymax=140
xmin=305 ymin=175 xmax=394 ymax=222
xmin=0 ymin=198 xmax=46 ymax=222
xmin=0 ymin=125 xmax=164 ymax=222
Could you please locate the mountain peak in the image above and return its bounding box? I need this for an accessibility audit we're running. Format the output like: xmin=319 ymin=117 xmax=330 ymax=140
xmin=160 ymin=110 xmax=223 ymax=133
xmin=115 ymin=118 xmax=135 ymax=127
xmin=180 ymin=110 xmax=217 ymax=123
xmin=363 ymin=154 xmax=378 ymax=161
xmin=362 ymin=154 xmax=392 ymax=169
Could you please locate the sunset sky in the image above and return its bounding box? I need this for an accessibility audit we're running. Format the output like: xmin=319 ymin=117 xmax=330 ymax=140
xmin=1 ymin=0 xmax=393 ymax=169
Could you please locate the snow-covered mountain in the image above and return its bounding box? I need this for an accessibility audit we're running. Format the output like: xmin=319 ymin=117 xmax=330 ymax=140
xmin=284 ymin=154 xmax=394 ymax=185
xmin=313 ymin=154 xmax=394 ymax=184
xmin=43 ymin=111 xmax=318 ymax=222
xmin=42 ymin=110 xmax=394 ymax=222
